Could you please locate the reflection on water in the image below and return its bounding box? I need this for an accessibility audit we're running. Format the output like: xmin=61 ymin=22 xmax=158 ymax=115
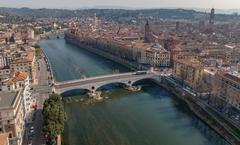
xmin=63 ymin=85 xmax=229 ymax=145
xmin=39 ymin=38 xmax=130 ymax=82
xmin=40 ymin=38 xmax=229 ymax=145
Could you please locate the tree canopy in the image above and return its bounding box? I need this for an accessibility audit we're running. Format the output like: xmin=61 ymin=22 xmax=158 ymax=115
xmin=42 ymin=93 xmax=66 ymax=144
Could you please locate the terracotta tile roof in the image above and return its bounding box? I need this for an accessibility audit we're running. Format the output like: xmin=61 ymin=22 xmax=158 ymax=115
xmin=12 ymin=71 xmax=28 ymax=82
xmin=10 ymin=50 xmax=34 ymax=64
xmin=0 ymin=133 xmax=8 ymax=145
xmin=3 ymin=71 xmax=28 ymax=85
xmin=3 ymin=79 xmax=14 ymax=85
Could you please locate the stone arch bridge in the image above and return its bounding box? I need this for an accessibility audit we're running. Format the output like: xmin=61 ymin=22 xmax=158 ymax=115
xmin=53 ymin=72 xmax=164 ymax=95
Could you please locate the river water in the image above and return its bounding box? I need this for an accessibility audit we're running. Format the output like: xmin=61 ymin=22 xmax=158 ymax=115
xmin=40 ymin=38 xmax=229 ymax=145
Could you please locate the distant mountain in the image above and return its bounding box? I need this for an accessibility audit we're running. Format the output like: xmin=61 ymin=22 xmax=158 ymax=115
xmin=191 ymin=8 xmax=240 ymax=14
xmin=0 ymin=7 xmax=239 ymax=22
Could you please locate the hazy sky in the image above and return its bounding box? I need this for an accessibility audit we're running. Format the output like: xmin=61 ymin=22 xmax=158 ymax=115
xmin=1 ymin=0 xmax=240 ymax=9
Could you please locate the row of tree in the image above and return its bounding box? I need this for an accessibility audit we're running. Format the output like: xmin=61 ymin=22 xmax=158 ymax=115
xmin=42 ymin=93 xmax=66 ymax=145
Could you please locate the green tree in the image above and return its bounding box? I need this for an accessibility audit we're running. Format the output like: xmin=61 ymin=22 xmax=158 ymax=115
xmin=34 ymin=44 xmax=42 ymax=58
xmin=42 ymin=93 xmax=66 ymax=145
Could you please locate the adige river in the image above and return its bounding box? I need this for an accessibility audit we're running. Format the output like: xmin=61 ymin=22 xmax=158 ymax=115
xmin=40 ymin=37 xmax=229 ymax=145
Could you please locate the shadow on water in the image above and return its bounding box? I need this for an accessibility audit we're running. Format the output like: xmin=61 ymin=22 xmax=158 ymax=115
xmin=132 ymin=79 xmax=229 ymax=145
xmin=96 ymin=83 xmax=128 ymax=92
xmin=61 ymin=76 xmax=229 ymax=145
xmin=61 ymin=89 xmax=90 ymax=97
xmin=41 ymin=38 xmax=229 ymax=145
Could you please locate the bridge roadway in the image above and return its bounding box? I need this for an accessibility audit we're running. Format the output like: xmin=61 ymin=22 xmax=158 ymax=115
xmin=53 ymin=71 xmax=164 ymax=94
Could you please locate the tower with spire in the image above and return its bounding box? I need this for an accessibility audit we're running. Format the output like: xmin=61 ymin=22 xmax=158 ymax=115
xmin=209 ymin=8 xmax=215 ymax=25
xmin=144 ymin=20 xmax=150 ymax=42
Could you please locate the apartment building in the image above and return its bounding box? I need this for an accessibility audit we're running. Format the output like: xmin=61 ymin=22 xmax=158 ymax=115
xmin=0 ymin=91 xmax=25 ymax=145
xmin=215 ymin=71 xmax=240 ymax=110
xmin=173 ymin=58 xmax=204 ymax=90
xmin=10 ymin=48 xmax=36 ymax=82
xmin=145 ymin=44 xmax=170 ymax=67
xmin=0 ymin=66 xmax=11 ymax=81
xmin=2 ymin=71 xmax=34 ymax=123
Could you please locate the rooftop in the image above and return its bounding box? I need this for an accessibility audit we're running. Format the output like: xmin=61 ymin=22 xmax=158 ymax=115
xmin=0 ymin=133 xmax=9 ymax=145
xmin=175 ymin=58 xmax=203 ymax=67
xmin=3 ymin=71 xmax=28 ymax=85
xmin=0 ymin=91 xmax=18 ymax=109
xmin=224 ymin=71 xmax=240 ymax=84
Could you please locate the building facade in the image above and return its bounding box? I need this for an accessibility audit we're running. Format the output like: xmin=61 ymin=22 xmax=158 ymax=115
xmin=2 ymin=72 xmax=34 ymax=123
xmin=214 ymin=71 xmax=240 ymax=110
xmin=0 ymin=91 xmax=25 ymax=145
xmin=145 ymin=45 xmax=170 ymax=67
xmin=10 ymin=49 xmax=36 ymax=82
xmin=173 ymin=58 xmax=204 ymax=90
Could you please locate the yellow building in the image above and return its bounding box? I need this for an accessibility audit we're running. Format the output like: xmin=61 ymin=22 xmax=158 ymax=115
xmin=0 ymin=91 xmax=25 ymax=145
xmin=173 ymin=58 xmax=204 ymax=90
xmin=215 ymin=71 xmax=240 ymax=109
xmin=10 ymin=48 xmax=35 ymax=82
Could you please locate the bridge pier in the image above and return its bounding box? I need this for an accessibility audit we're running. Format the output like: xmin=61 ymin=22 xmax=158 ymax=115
xmin=87 ymin=91 xmax=103 ymax=100
xmin=125 ymin=85 xmax=141 ymax=92
xmin=54 ymin=72 xmax=164 ymax=97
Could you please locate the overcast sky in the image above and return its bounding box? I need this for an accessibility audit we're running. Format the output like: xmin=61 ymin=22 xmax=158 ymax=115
xmin=0 ymin=0 xmax=240 ymax=9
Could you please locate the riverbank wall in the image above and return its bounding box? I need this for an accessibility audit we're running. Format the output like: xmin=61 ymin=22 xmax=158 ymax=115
xmin=42 ymin=48 xmax=55 ymax=83
xmin=64 ymin=33 xmax=148 ymax=71
xmin=158 ymin=78 xmax=240 ymax=145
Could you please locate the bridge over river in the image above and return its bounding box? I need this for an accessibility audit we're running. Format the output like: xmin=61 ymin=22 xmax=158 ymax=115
xmin=53 ymin=71 xmax=168 ymax=95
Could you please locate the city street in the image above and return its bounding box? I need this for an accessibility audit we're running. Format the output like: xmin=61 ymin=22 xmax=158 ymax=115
xmin=23 ymin=55 xmax=51 ymax=145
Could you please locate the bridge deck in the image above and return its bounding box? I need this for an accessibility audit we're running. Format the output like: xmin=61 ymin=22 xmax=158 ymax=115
xmin=54 ymin=72 xmax=156 ymax=89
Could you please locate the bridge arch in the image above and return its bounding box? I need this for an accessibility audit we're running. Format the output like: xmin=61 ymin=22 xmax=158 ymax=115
xmin=95 ymin=82 xmax=129 ymax=92
xmin=60 ymin=88 xmax=91 ymax=97
xmin=54 ymin=72 xmax=162 ymax=95
xmin=132 ymin=78 xmax=160 ymax=86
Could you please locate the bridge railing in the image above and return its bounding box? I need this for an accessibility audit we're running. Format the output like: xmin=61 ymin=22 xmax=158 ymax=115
xmin=54 ymin=75 xmax=159 ymax=92
xmin=55 ymin=72 xmax=163 ymax=86
xmin=54 ymin=72 xmax=137 ymax=85
xmin=55 ymin=72 xmax=160 ymax=87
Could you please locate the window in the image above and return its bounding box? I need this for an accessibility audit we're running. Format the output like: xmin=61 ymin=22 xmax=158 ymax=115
xmin=8 ymin=133 xmax=12 ymax=138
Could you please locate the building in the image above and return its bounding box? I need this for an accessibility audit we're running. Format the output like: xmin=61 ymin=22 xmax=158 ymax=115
xmin=144 ymin=20 xmax=158 ymax=43
xmin=173 ymin=58 xmax=204 ymax=90
xmin=176 ymin=21 xmax=180 ymax=32
xmin=2 ymin=72 xmax=34 ymax=123
xmin=21 ymin=28 xmax=35 ymax=41
xmin=145 ymin=44 xmax=170 ymax=67
xmin=226 ymin=49 xmax=240 ymax=64
xmin=0 ymin=133 xmax=9 ymax=145
xmin=0 ymin=66 xmax=11 ymax=82
xmin=238 ymin=63 xmax=240 ymax=73
xmin=10 ymin=48 xmax=36 ymax=82
xmin=209 ymin=8 xmax=215 ymax=25
xmin=0 ymin=91 xmax=25 ymax=145
xmin=27 ymin=28 xmax=35 ymax=40
xmin=214 ymin=71 xmax=240 ymax=110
